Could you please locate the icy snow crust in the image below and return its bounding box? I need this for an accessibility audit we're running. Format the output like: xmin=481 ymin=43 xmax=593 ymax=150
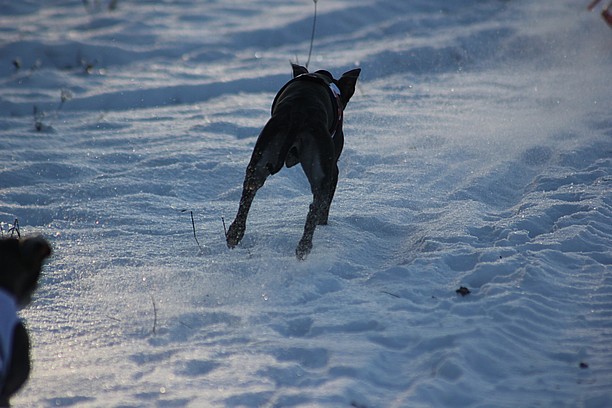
xmin=1 ymin=0 xmax=611 ymax=407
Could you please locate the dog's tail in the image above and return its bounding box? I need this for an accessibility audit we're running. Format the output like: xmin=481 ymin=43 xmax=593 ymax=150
xmin=283 ymin=110 xmax=314 ymax=168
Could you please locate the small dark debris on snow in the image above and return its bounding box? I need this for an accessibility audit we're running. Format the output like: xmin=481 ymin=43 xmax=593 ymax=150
xmin=456 ymin=286 xmax=471 ymax=296
xmin=579 ymin=361 xmax=589 ymax=369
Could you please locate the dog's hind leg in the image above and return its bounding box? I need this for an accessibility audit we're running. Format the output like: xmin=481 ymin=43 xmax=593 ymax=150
xmin=226 ymin=118 xmax=289 ymax=248
xmin=225 ymin=168 xmax=262 ymax=248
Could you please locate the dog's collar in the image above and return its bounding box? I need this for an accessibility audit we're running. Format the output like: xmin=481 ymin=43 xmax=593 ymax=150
xmin=271 ymin=72 xmax=343 ymax=138
xmin=326 ymin=81 xmax=343 ymax=139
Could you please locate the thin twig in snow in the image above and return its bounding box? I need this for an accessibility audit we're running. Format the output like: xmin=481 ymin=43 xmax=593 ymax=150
xmin=150 ymin=294 xmax=158 ymax=335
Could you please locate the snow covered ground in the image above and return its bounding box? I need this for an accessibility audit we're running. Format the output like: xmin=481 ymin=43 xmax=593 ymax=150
xmin=1 ymin=0 xmax=611 ymax=406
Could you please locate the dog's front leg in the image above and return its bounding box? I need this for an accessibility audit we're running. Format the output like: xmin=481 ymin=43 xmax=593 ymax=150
xmin=296 ymin=194 xmax=326 ymax=260
xmin=319 ymin=127 xmax=344 ymax=225
xmin=295 ymin=131 xmax=335 ymax=260
xmin=318 ymin=162 xmax=339 ymax=226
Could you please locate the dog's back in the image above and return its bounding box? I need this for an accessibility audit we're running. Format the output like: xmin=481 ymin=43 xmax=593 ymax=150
xmin=273 ymin=77 xmax=337 ymax=130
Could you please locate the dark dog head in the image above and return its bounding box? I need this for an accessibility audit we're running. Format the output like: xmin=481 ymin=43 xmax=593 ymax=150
xmin=0 ymin=236 xmax=51 ymax=308
xmin=291 ymin=63 xmax=361 ymax=108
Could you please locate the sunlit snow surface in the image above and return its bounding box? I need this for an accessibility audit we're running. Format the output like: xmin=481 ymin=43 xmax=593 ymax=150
xmin=1 ymin=0 xmax=611 ymax=407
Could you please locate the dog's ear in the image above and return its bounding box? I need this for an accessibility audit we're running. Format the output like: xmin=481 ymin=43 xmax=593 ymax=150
xmin=291 ymin=63 xmax=309 ymax=78
xmin=20 ymin=236 xmax=52 ymax=270
xmin=338 ymin=68 xmax=361 ymax=106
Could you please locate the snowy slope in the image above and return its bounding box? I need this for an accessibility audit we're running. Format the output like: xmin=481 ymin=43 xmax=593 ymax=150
xmin=1 ymin=0 xmax=611 ymax=407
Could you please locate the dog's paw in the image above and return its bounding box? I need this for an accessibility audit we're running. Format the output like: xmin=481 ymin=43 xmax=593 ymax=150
xmin=295 ymin=239 xmax=312 ymax=261
xmin=226 ymin=222 xmax=245 ymax=248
